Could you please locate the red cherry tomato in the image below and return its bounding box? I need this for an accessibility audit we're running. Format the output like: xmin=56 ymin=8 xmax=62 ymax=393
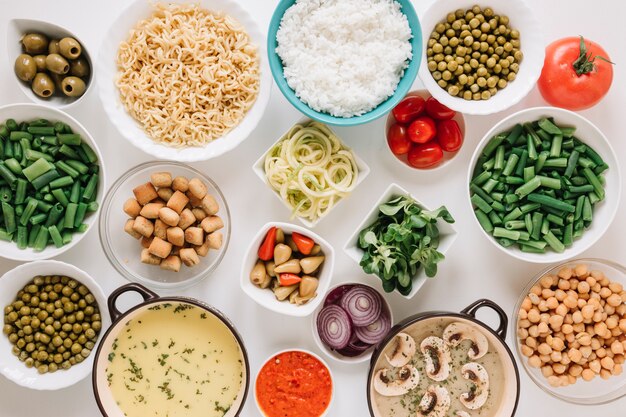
xmin=407 ymin=142 xmax=443 ymax=168
xmin=425 ymin=96 xmax=456 ymax=120
xmin=407 ymin=116 xmax=436 ymax=144
xmin=392 ymin=96 xmax=425 ymax=124
xmin=538 ymin=36 xmax=613 ymax=110
xmin=387 ymin=123 xmax=411 ymax=155
xmin=436 ymin=119 xmax=463 ymax=152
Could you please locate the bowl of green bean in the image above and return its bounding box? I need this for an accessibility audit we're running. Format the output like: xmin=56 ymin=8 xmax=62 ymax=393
xmin=0 ymin=103 xmax=105 ymax=261
xmin=467 ymin=107 xmax=621 ymax=263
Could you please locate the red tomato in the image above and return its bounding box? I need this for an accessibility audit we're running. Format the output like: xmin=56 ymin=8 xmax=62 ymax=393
xmin=407 ymin=116 xmax=436 ymax=144
xmin=392 ymin=96 xmax=425 ymax=124
xmin=538 ymin=36 xmax=613 ymax=111
xmin=425 ymin=96 xmax=455 ymax=120
xmin=387 ymin=123 xmax=411 ymax=155
xmin=436 ymin=119 xmax=463 ymax=152
xmin=407 ymin=142 xmax=443 ymax=168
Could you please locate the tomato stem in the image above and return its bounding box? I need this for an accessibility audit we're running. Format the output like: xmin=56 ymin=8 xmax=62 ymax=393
xmin=572 ymin=36 xmax=614 ymax=76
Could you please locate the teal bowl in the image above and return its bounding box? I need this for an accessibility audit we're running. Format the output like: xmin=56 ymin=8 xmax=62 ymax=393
xmin=267 ymin=0 xmax=422 ymax=126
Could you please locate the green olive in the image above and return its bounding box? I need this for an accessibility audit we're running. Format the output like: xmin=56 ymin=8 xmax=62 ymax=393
xmin=61 ymin=76 xmax=86 ymax=97
xmin=14 ymin=54 xmax=37 ymax=82
xmin=45 ymin=54 xmax=70 ymax=75
xmin=48 ymin=39 xmax=60 ymax=55
xmin=31 ymin=73 xmax=55 ymax=98
xmin=58 ymin=37 xmax=82 ymax=60
xmin=22 ymin=33 xmax=48 ymax=54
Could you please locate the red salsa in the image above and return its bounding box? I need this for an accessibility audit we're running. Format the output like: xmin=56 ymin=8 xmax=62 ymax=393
xmin=256 ymin=350 xmax=332 ymax=417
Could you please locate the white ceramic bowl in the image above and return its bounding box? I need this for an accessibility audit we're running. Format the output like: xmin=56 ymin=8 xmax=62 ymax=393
xmin=311 ymin=282 xmax=394 ymax=364
xmin=7 ymin=19 xmax=94 ymax=109
xmin=0 ymin=260 xmax=109 ymax=390
xmin=252 ymin=117 xmax=371 ymax=228
xmin=240 ymin=222 xmax=334 ymax=317
xmin=513 ymin=258 xmax=626 ymax=404
xmin=99 ymin=161 xmax=230 ymax=290
xmin=0 ymin=103 xmax=106 ymax=261
xmin=384 ymin=89 xmax=466 ymax=172
xmin=343 ymin=183 xmax=458 ymax=299
xmin=97 ymin=0 xmax=271 ymax=162
xmin=254 ymin=349 xmax=334 ymax=417
xmin=467 ymin=107 xmax=621 ymax=263
xmin=418 ymin=0 xmax=544 ymax=115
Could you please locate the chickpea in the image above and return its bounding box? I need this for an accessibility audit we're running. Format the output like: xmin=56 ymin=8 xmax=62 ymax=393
xmin=521 ymin=345 xmax=534 ymax=357
xmin=589 ymin=359 xmax=602 ymax=373
xmin=528 ymin=355 xmax=542 ymax=368
xmin=582 ymin=368 xmax=595 ymax=381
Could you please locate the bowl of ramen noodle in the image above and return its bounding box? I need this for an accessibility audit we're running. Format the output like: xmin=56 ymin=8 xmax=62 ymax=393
xmin=92 ymin=283 xmax=249 ymax=417
xmin=98 ymin=0 xmax=271 ymax=162
xmin=367 ymin=299 xmax=520 ymax=417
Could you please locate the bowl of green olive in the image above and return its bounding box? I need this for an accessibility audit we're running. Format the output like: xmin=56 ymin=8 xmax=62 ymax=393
xmin=8 ymin=19 xmax=92 ymax=108
xmin=418 ymin=0 xmax=544 ymax=115
xmin=0 ymin=260 xmax=109 ymax=390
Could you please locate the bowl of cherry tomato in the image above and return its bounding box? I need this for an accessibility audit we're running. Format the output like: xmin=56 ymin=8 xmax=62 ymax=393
xmin=385 ymin=90 xmax=465 ymax=170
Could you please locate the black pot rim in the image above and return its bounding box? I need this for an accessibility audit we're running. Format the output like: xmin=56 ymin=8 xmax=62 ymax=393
xmin=91 ymin=294 xmax=250 ymax=417
xmin=366 ymin=308 xmax=521 ymax=417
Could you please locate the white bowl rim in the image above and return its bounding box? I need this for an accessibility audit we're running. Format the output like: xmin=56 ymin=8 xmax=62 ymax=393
xmin=239 ymin=221 xmax=334 ymax=317
xmin=311 ymin=281 xmax=394 ymax=364
xmin=0 ymin=259 xmax=109 ymax=390
xmin=253 ymin=348 xmax=334 ymax=417
xmin=96 ymin=0 xmax=272 ymax=162
xmin=466 ymin=106 xmax=622 ymax=263
xmin=0 ymin=102 xmax=106 ymax=261
xmin=98 ymin=160 xmax=231 ymax=290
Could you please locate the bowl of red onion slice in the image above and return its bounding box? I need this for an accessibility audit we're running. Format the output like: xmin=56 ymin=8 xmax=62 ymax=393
xmin=312 ymin=282 xmax=393 ymax=363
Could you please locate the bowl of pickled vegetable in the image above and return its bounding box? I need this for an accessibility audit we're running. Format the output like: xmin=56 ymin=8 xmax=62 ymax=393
xmin=0 ymin=103 xmax=105 ymax=261
xmin=467 ymin=107 xmax=621 ymax=263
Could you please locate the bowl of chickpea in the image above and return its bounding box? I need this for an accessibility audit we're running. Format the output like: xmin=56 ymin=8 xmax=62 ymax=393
xmin=514 ymin=258 xmax=626 ymax=404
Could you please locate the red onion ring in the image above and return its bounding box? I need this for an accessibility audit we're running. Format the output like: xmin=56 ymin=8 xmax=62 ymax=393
xmin=317 ymin=304 xmax=352 ymax=350
xmin=339 ymin=285 xmax=382 ymax=327
xmin=354 ymin=311 xmax=391 ymax=345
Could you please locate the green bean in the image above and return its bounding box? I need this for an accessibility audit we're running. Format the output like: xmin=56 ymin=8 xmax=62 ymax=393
xmin=22 ymin=158 xmax=52 ymax=182
xmin=524 ymin=123 xmax=542 ymax=147
xmin=2 ymin=202 xmax=16 ymax=233
xmin=491 ymin=201 xmax=506 ymax=212
xmin=86 ymin=201 xmax=98 ymax=212
xmin=482 ymin=178 xmax=498 ymax=193
xmin=471 ymin=194 xmax=492 ymax=213
xmin=62 ymin=230 xmax=72 ymax=245
xmin=26 ymin=197 xmax=52 ymax=213
xmin=521 ymin=245 xmax=545 ymax=253
xmin=538 ymin=118 xmax=563 ymax=135
xmin=56 ymin=134 xmax=81 ymax=146
xmin=0 ymin=227 xmax=12 ymax=241
xmin=29 ymin=213 xmax=47 ymax=225
xmin=520 ymin=203 xmax=541 ymax=214
xmin=80 ymin=142 xmax=98 ymax=163
xmin=470 ymin=184 xmax=494 ymax=204
xmin=514 ymin=150 xmax=528 ymax=177
xmin=69 ymin=181 xmax=80 ymax=203
xmin=578 ymin=156 xmax=596 ymax=169
xmin=27 ymin=224 xmax=40 ymax=247
xmin=589 ymin=192 xmax=600 ymax=205
xmin=81 ymin=174 xmax=98 ymax=202
xmin=523 ymin=166 xmax=535 ymax=183
xmin=527 ymin=193 xmax=575 ymax=213
xmin=55 ymin=161 xmax=79 ymax=178
xmin=4 ymin=141 xmax=13 ymax=158
xmin=0 ymin=125 xmax=8 ymax=139
xmin=65 ymin=160 xmax=88 ymax=175
xmin=524 ymin=213 xmax=533 ymax=234
xmin=0 ymin=186 xmax=11 ymax=204
xmin=564 ymin=150 xmax=579 ymax=178
xmin=550 ymin=135 xmax=563 ymax=158
xmin=505 ymin=220 xmax=526 ymax=230
xmin=504 ymin=193 xmax=519 ymax=204
xmin=568 ymin=184 xmax=593 ymax=194
xmin=505 ymin=124 xmax=523 ymax=145
xmin=543 ymin=230 xmax=565 ymax=253
xmin=563 ymin=223 xmax=573 ymax=248
xmin=494 ymin=145 xmax=505 ymax=171
xmin=74 ymin=203 xmax=87 ymax=228
xmin=77 ymin=223 xmax=88 ymax=233
xmin=494 ymin=227 xmax=521 ymax=241
xmin=49 ymin=176 xmax=73 ymax=189
xmin=26 ymin=126 xmax=54 ymax=135
xmin=44 ymin=203 xmax=64 ymax=227
xmin=0 ymin=162 xmax=17 ymax=186
xmin=31 ymin=170 xmax=60 ymax=190
xmin=16 ymin=226 xmax=27 ymax=249
xmin=483 ymin=134 xmax=506 ymax=157
xmin=544 ymin=158 xmax=568 ymax=168
xmin=51 ymin=188 xmax=69 ymax=207
xmin=502 ymin=153 xmax=519 ymax=176
xmin=4 ymin=158 xmax=22 ymax=175
xmin=9 ymin=131 xmax=32 ymax=141
xmin=546 ymin=213 xmax=564 ymax=226
xmin=489 ymin=211 xmax=503 ymax=226
xmin=64 ymin=203 xmax=77 ymax=228
xmin=475 ymin=209 xmax=493 ymax=233
xmin=515 ymin=176 xmax=541 ymax=198
xmin=594 ymin=163 xmax=609 ymax=175
xmin=58 ymin=144 xmax=79 ymax=159
xmin=5 ymin=119 xmax=18 ymax=131
xmin=505 ymin=176 xmax=525 ymax=185
xmin=582 ymin=197 xmax=592 ymax=222
xmin=527 ymin=134 xmax=537 ymax=160
xmin=537 ymin=175 xmax=561 ymax=190
xmin=503 ymin=207 xmax=523 ymax=223
xmin=19 ymin=199 xmax=38 ymax=226
xmin=48 ymin=225 xmax=63 ymax=248
xmin=41 ymin=135 xmax=58 ymax=146
xmin=33 ymin=226 xmax=49 ymax=251
xmin=582 ymin=167 xmax=604 ymax=200
xmin=24 ymin=149 xmax=53 ymax=162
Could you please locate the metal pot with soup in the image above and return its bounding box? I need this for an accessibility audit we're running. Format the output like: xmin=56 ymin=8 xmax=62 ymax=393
xmin=367 ymin=299 xmax=520 ymax=417
xmin=92 ymin=283 xmax=249 ymax=417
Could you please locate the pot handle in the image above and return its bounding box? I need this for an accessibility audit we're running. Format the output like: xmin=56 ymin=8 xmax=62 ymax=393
xmin=107 ymin=283 xmax=159 ymax=322
xmin=461 ymin=299 xmax=508 ymax=341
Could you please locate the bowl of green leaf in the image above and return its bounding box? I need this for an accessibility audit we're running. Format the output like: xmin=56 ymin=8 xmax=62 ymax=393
xmin=343 ymin=183 xmax=457 ymax=299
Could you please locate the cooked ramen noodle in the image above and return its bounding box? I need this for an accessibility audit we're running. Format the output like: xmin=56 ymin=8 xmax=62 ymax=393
xmin=116 ymin=2 xmax=260 ymax=147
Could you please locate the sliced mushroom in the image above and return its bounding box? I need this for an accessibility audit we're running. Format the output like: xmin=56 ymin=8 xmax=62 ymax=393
xmin=373 ymin=365 xmax=419 ymax=397
xmin=443 ymin=322 xmax=489 ymax=359
xmin=420 ymin=336 xmax=451 ymax=382
xmin=384 ymin=332 xmax=416 ymax=367
xmin=455 ymin=411 xmax=471 ymax=417
xmin=460 ymin=362 xmax=490 ymax=410
xmin=300 ymin=256 xmax=325 ymax=274
xmin=416 ymin=385 xmax=451 ymax=417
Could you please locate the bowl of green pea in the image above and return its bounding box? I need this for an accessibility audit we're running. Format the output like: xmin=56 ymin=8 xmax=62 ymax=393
xmin=0 ymin=260 xmax=109 ymax=390
xmin=467 ymin=107 xmax=621 ymax=263
xmin=0 ymin=103 xmax=105 ymax=261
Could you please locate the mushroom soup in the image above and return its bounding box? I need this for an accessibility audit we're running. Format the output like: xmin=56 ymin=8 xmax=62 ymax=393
xmin=370 ymin=318 xmax=506 ymax=417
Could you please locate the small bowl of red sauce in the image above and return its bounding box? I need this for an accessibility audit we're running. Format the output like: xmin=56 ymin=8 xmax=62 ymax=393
xmin=385 ymin=89 xmax=465 ymax=170
xmin=255 ymin=349 xmax=334 ymax=417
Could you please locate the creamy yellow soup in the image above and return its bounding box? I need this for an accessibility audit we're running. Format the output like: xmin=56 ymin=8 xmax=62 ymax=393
xmin=105 ymin=302 xmax=244 ymax=417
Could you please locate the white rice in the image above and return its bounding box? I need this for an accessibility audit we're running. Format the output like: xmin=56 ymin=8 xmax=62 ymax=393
xmin=276 ymin=0 xmax=412 ymax=118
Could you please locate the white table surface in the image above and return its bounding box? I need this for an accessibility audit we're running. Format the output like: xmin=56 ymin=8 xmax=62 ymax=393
xmin=0 ymin=0 xmax=625 ymax=416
